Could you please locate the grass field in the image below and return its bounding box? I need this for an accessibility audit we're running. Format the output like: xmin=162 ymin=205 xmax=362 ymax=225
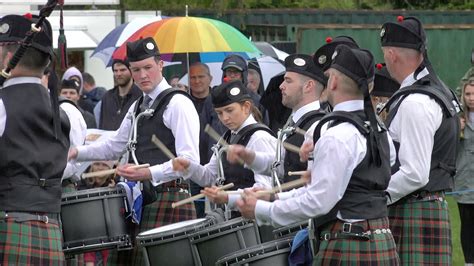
xmin=447 ymin=196 xmax=465 ymax=266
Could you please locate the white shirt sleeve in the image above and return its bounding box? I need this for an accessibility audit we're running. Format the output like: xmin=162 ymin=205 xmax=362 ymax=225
xmin=182 ymin=154 xmax=219 ymax=188
xmin=0 ymin=99 xmax=5 ymax=137
xmin=386 ymin=94 xmax=443 ymax=204
xmin=149 ymin=94 xmax=201 ymax=185
xmin=60 ymin=102 xmax=87 ymax=179
xmin=255 ymin=123 xmax=367 ymax=227
xmin=76 ymin=102 xmax=135 ymax=161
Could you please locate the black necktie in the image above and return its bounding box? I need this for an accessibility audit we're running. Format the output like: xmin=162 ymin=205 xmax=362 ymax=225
xmin=284 ymin=115 xmax=295 ymax=129
xmin=140 ymin=95 xmax=152 ymax=112
xmin=230 ymin=131 xmax=238 ymax=143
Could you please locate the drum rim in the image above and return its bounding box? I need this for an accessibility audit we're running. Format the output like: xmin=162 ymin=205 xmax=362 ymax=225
xmin=272 ymin=221 xmax=308 ymax=238
xmin=188 ymin=217 xmax=252 ymax=239
xmin=137 ymin=218 xmax=215 ymax=244
xmin=61 ymin=186 xmax=126 ymax=201
xmin=215 ymin=236 xmax=293 ymax=264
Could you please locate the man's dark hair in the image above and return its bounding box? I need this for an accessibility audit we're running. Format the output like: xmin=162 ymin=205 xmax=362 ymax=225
xmin=1 ymin=44 xmax=49 ymax=71
xmin=82 ymin=72 xmax=96 ymax=86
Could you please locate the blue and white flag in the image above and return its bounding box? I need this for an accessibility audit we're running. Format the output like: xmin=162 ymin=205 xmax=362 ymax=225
xmin=118 ymin=181 xmax=143 ymax=224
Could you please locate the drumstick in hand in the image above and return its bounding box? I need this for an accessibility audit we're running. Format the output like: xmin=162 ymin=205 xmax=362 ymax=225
xmin=82 ymin=164 xmax=150 ymax=179
xmin=223 ymin=178 xmax=307 ymax=196
xmin=204 ymin=124 xmax=245 ymax=165
xmin=172 ymin=183 xmax=234 ymax=208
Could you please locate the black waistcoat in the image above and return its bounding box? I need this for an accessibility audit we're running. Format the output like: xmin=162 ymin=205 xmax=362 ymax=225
xmin=131 ymin=89 xmax=190 ymax=165
xmin=384 ymin=75 xmax=460 ymax=194
xmin=283 ymin=110 xmax=325 ymax=183
xmin=220 ymin=123 xmax=274 ymax=189
xmin=312 ymin=110 xmax=391 ymax=226
xmin=0 ymin=83 xmax=70 ymax=213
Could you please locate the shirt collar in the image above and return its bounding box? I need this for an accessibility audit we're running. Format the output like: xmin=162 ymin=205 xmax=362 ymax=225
xmin=233 ymin=115 xmax=257 ymax=134
xmin=292 ymin=101 xmax=321 ymax=123
xmin=3 ymin=77 xmax=42 ymax=88
xmin=143 ymin=78 xmax=171 ymax=103
xmin=400 ymin=67 xmax=429 ymax=89
xmin=333 ymin=100 xmax=364 ymax=112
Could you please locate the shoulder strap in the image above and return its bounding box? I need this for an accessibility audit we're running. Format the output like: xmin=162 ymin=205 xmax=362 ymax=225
xmin=295 ymin=109 xmax=326 ymax=130
xmin=133 ymin=88 xmax=190 ymax=117
xmin=58 ymin=95 xmax=78 ymax=109
xmin=313 ymin=111 xmax=370 ymax=144
xmin=235 ymin=123 xmax=275 ymax=146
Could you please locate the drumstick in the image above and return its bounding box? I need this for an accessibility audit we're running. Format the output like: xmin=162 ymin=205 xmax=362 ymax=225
xmin=204 ymin=124 xmax=245 ymax=165
xmin=81 ymin=163 xmax=150 ymax=179
xmin=282 ymin=142 xmax=300 ymax=154
xmin=171 ymin=183 xmax=234 ymax=208
xmin=223 ymin=178 xmax=307 ymax=196
xmin=151 ymin=134 xmax=176 ymax=159
xmin=287 ymin=170 xmax=307 ymax=176
xmin=294 ymin=127 xmax=308 ymax=137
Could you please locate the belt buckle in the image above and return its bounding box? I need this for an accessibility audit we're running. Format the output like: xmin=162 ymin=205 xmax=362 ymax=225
xmin=342 ymin=223 xmax=352 ymax=233
xmin=38 ymin=215 xmax=49 ymax=224
xmin=38 ymin=178 xmax=46 ymax=187
xmin=323 ymin=233 xmax=330 ymax=241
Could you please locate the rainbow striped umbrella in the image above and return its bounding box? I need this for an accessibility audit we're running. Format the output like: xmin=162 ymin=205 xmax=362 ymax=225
xmin=112 ymin=16 xmax=262 ymax=62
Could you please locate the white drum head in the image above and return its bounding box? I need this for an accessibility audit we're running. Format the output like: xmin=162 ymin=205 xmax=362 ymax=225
xmin=139 ymin=218 xmax=208 ymax=236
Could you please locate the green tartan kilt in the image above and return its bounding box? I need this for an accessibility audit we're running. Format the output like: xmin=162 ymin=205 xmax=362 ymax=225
xmin=0 ymin=218 xmax=65 ymax=265
xmin=107 ymin=190 xmax=196 ymax=266
xmin=388 ymin=197 xmax=452 ymax=265
xmin=313 ymin=217 xmax=400 ymax=266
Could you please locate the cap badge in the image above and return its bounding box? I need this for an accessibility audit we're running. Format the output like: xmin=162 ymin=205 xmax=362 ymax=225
xmin=230 ymin=87 xmax=241 ymax=96
xmin=146 ymin=42 xmax=155 ymax=50
xmin=0 ymin=23 xmax=10 ymax=34
xmin=380 ymin=27 xmax=385 ymax=37
xmin=331 ymin=51 xmax=338 ymax=60
xmin=318 ymin=55 xmax=327 ymax=65
xmin=293 ymin=58 xmax=306 ymax=67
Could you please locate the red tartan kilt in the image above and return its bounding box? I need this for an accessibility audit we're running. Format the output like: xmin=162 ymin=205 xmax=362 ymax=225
xmin=0 ymin=218 xmax=65 ymax=265
xmin=313 ymin=217 xmax=400 ymax=266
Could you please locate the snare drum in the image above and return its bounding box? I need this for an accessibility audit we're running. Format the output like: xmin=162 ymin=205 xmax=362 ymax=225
xmin=136 ymin=218 xmax=215 ymax=266
xmin=189 ymin=217 xmax=261 ymax=266
xmin=216 ymin=236 xmax=293 ymax=266
xmin=272 ymin=220 xmax=309 ymax=240
xmin=60 ymin=187 xmax=131 ymax=255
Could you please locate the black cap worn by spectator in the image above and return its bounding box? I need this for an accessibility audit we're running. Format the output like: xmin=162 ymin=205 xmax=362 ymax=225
xmin=313 ymin=36 xmax=359 ymax=71
xmin=284 ymin=54 xmax=328 ymax=87
xmin=212 ymin=80 xmax=252 ymax=108
xmin=61 ymin=79 xmax=81 ymax=93
xmin=111 ymin=59 xmax=130 ymax=71
xmin=126 ymin=37 xmax=160 ymax=62
xmin=222 ymin=54 xmax=247 ymax=72
xmin=372 ymin=63 xmax=399 ymax=98
xmin=380 ymin=16 xmax=426 ymax=52
xmin=0 ymin=14 xmax=54 ymax=57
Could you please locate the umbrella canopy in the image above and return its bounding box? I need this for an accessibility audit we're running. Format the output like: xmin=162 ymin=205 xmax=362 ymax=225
xmin=253 ymin=42 xmax=289 ymax=61
xmin=112 ymin=16 xmax=261 ymax=62
xmin=177 ymin=56 xmax=285 ymax=89
xmin=91 ymin=16 xmax=163 ymax=66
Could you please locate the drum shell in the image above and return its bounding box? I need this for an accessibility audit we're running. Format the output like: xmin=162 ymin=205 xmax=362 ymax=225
xmin=136 ymin=218 xmax=215 ymax=266
xmin=216 ymin=236 xmax=293 ymax=266
xmin=60 ymin=187 xmax=130 ymax=254
xmin=272 ymin=220 xmax=308 ymax=239
xmin=189 ymin=217 xmax=261 ymax=266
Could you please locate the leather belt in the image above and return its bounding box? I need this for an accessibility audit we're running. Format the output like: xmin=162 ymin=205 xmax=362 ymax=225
xmin=155 ymin=180 xmax=189 ymax=194
xmin=0 ymin=211 xmax=59 ymax=225
xmin=403 ymin=190 xmax=445 ymax=204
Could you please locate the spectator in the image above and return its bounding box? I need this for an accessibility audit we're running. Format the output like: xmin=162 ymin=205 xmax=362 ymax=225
xmin=99 ymin=59 xmax=141 ymax=130
xmin=247 ymin=68 xmax=261 ymax=95
xmin=60 ymin=79 xmax=96 ymax=128
xmin=80 ymin=72 xmax=107 ymax=113
xmin=169 ymin=75 xmax=180 ymax=88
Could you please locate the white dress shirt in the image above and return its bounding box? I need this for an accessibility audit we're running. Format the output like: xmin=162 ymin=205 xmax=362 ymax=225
xmin=255 ymin=100 xmax=396 ymax=227
xmin=76 ymin=78 xmax=200 ymax=185
xmin=250 ymin=101 xmax=321 ymax=175
xmin=182 ymin=115 xmax=276 ymax=208
xmin=60 ymin=102 xmax=87 ymax=179
xmin=386 ymin=68 xmax=443 ymax=204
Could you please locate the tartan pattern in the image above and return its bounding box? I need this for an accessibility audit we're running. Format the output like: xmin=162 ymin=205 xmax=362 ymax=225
xmin=0 ymin=218 xmax=65 ymax=265
xmin=313 ymin=217 xmax=400 ymax=266
xmin=107 ymin=191 xmax=196 ymax=266
xmin=388 ymin=198 xmax=452 ymax=265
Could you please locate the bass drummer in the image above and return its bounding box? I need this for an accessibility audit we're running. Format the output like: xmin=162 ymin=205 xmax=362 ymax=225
xmin=173 ymin=80 xmax=276 ymax=219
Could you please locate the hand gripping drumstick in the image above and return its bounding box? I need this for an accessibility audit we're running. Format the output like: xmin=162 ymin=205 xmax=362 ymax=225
xmin=224 ymin=178 xmax=307 ymax=196
xmin=204 ymin=124 xmax=245 ymax=165
xmin=172 ymin=183 xmax=235 ymax=208
xmin=81 ymin=164 xmax=150 ymax=179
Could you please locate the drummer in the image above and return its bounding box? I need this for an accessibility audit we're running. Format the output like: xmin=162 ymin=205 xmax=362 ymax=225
xmin=173 ymin=80 xmax=276 ymax=218
xmin=233 ymin=45 xmax=400 ymax=264
xmin=68 ymin=37 xmax=200 ymax=265
xmin=222 ymin=54 xmax=327 ymax=184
